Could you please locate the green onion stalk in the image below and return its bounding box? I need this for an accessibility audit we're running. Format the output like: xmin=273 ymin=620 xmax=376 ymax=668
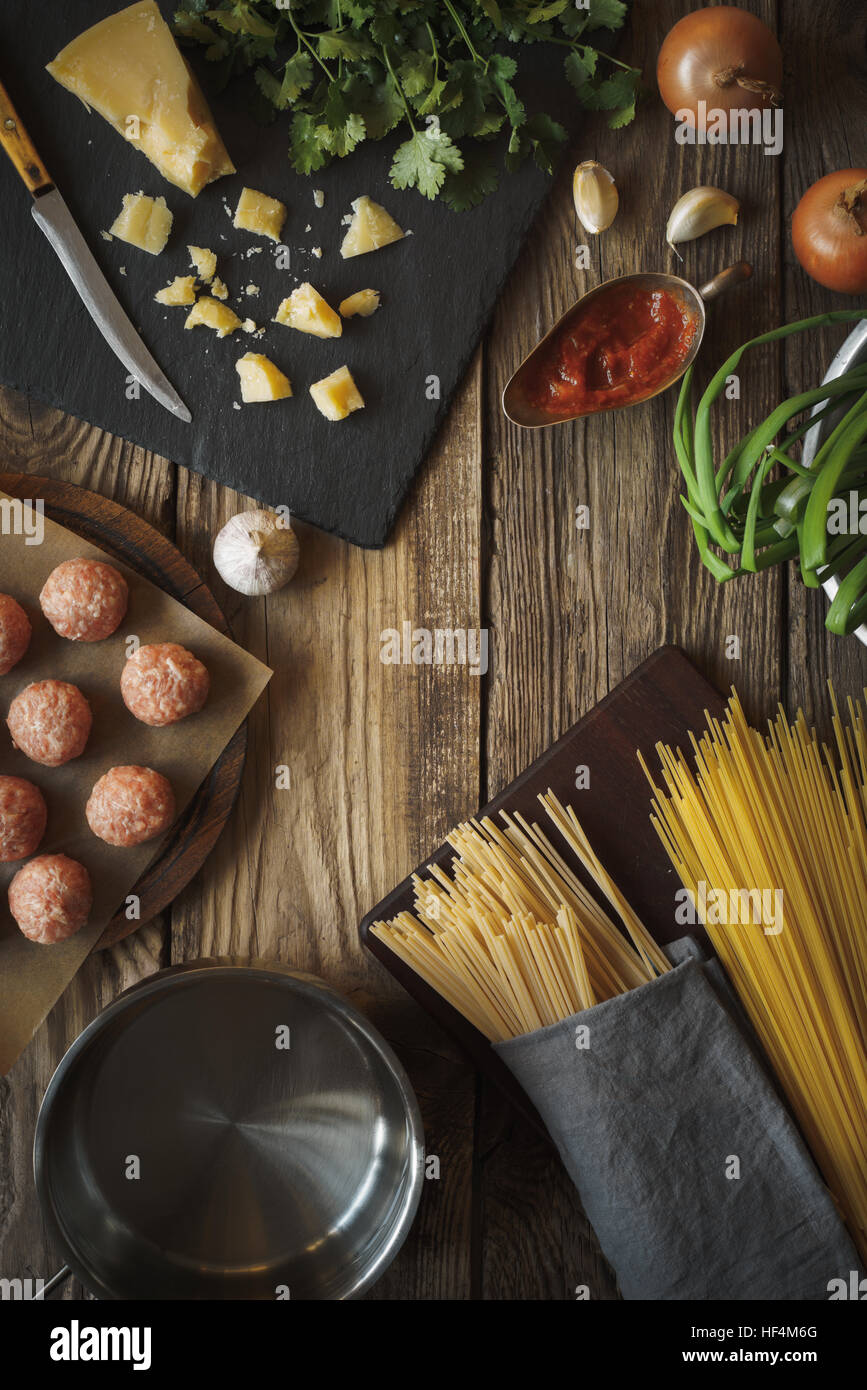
xmin=674 ymin=310 xmax=867 ymax=634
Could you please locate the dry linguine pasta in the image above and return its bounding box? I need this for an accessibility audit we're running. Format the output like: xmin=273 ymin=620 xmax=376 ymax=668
xmin=642 ymin=688 xmax=867 ymax=1263
xmin=371 ymin=795 xmax=667 ymax=1046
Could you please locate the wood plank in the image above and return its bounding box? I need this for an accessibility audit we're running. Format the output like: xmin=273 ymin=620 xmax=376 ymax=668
xmin=478 ymin=0 xmax=784 ymax=1298
xmin=170 ymin=355 xmax=485 ymax=1299
xmin=0 ymin=387 xmax=173 ymax=1298
xmin=781 ymin=0 xmax=867 ymax=722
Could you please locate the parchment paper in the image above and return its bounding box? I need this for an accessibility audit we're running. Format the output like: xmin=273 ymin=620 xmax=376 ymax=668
xmin=0 ymin=490 xmax=272 ymax=1072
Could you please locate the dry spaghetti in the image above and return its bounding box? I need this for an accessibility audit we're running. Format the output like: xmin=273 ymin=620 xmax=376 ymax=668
xmin=370 ymin=795 xmax=668 ymax=1046
xmin=642 ymin=688 xmax=867 ymax=1262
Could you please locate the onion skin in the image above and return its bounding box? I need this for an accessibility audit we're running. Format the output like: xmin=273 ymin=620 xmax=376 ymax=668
xmin=792 ymin=170 xmax=867 ymax=295
xmin=658 ymin=6 xmax=782 ymax=128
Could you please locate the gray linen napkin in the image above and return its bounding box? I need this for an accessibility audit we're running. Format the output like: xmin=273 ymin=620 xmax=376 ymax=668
xmin=493 ymin=936 xmax=861 ymax=1300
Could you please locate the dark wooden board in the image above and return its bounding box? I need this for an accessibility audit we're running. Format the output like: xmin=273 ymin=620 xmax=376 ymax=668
xmin=0 ymin=472 xmax=246 ymax=948
xmin=360 ymin=645 xmax=726 ymax=1132
xmin=0 ymin=1 xmax=583 ymax=548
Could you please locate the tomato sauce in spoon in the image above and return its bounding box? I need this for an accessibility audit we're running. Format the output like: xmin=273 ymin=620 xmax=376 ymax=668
xmin=527 ymin=282 xmax=698 ymax=417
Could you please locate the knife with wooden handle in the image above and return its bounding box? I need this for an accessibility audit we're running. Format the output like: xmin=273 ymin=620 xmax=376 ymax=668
xmin=0 ymin=78 xmax=191 ymax=423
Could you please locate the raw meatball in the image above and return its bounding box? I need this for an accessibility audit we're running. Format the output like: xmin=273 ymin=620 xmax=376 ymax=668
xmin=0 ymin=775 xmax=47 ymax=861
xmin=86 ymin=765 xmax=176 ymax=847
xmin=40 ymin=557 xmax=129 ymax=642
xmin=0 ymin=593 xmax=31 ymax=674
xmin=7 ymin=679 xmax=92 ymax=766
xmin=120 ymin=643 xmax=209 ymax=726
xmin=8 ymin=853 xmax=93 ymax=944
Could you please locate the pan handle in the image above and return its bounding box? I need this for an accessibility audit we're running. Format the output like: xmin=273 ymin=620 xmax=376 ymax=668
xmin=33 ymin=1266 xmax=72 ymax=1300
xmin=697 ymin=261 xmax=753 ymax=302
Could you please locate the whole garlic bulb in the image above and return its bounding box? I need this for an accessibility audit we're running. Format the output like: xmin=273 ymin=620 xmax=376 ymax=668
xmin=213 ymin=509 xmax=299 ymax=596
xmin=573 ymin=161 xmax=619 ymax=235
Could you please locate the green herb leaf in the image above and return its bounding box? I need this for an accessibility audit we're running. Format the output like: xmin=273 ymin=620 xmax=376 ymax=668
xmin=318 ymin=30 xmax=378 ymax=61
xmin=524 ymin=111 xmax=567 ymax=173
xmin=206 ymin=6 xmax=276 ymax=39
xmin=175 ymin=0 xmax=641 ymax=208
xmin=390 ymin=128 xmax=464 ymax=199
xmin=289 ymin=111 xmax=330 ymax=174
xmin=564 ymin=46 xmax=597 ymax=89
xmin=525 ymin=2 xmax=569 ymax=23
xmin=255 ymin=52 xmax=315 ymax=109
xmin=585 ymin=0 xmax=629 ymax=32
xmin=442 ymin=146 xmax=499 ymax=209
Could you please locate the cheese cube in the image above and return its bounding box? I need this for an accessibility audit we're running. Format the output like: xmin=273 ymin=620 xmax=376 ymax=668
xmin=235 ymin=353 xmax=292 ymax=403
xmin=109 ymin=193 xmax=172 ymax=254
xmin=188 ymin=245 xmax=217 ymax=281
xmin=309 ymin=366 xmax=364 ymax=421
xmin=184 ymin=297 xmax=243 ymax=337
xmin=154 ymin=275 xmax=197 ymax=306
xmin=46 ymin=1 xmax=235 ymax=197
xmin=274 ymin=284 xmax=341 ymax=339
xmin=340 ymin=196 xmax=404 ymax=258
xmin=234 ymin=187 xmax=287 ymax=243
xmin=339 ymin=289 xmax=381 ymax=318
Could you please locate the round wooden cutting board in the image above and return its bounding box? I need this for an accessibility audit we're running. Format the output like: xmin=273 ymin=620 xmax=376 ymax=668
xmin=0 ymin=473 xmax=246 ymax=949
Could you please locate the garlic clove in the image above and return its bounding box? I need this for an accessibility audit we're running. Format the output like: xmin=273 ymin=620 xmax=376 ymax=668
xmin=573 ymin=161 xmax=619 ymax=235
xmin=213 ymin=508 xmax=300 ymax=596
xmin=665 ymin=186 xmax=740 ymax=256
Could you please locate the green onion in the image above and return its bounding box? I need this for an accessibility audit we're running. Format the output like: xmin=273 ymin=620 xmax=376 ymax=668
xmin=674 ymin=310 xmax=867 ymax=637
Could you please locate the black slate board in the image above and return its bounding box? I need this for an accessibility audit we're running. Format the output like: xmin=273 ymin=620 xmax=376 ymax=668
xmin=0 ymin=1 xmax=579 ymax=547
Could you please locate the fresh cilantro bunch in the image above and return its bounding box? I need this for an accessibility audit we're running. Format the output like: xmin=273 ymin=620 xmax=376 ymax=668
xmin=174 ymin=1 xmax=641 ymax=210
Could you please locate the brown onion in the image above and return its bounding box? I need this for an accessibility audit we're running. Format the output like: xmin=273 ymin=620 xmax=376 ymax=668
xmin=792 ymin=170 xmax=867 ymax=295
xmin=657 ymin=6 xmax=782 ymax=128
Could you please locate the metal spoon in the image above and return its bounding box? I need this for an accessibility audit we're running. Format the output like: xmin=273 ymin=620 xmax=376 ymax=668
xmin=502 ymin=261 xmax=753 ymax=429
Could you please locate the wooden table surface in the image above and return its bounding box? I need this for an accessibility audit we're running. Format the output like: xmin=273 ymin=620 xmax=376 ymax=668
xmin=1 ymin=0 xmax=865 ymax=1300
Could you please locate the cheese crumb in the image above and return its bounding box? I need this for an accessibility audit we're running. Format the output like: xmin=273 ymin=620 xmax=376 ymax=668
xmin=340 ymin=196 xmax=404 ymax=259
xmin=242 ymin=318 xmax=258 ymax=333
xmin=313 ymin=189 xmax=325 ymax=208
xmin=155 ymin=275 xmax=197 ymax=306
xmin=339 ymin=288 xmax=380 ymax=318
xmin=245 ymin=284 xmax=260 ymax=296
xmin=311 ymin=247 xmax=322 ymax=259
xmin=100 ymin=230 xmax=113 ymax=241
xmin=310 ymin=365 xmax=364 ymax=421
xmin=188 ymin=245 xmax=217 ymax=281
xmin=119 ymin=266 xmax=127 ymax=275
xmin=184 ymin=297 xmax=243 ymax=337
xmin=235 ymin=352 xmax=292 ymax=403
xmin=273 ymin=283 xmax=341 ymax=339
xmin=109 ymin=192 xmax=172 ymax=254
xmin=234 ymin=187 xmax=287 ymax=243
xmin=211 ymin=277 xmax=229 ymax=301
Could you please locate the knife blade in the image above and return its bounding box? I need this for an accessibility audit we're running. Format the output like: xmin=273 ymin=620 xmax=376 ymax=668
xmin=31 ymin=188 xmax=192 ymax=423
xmin=0 ymin=76 xmax=191 ymax=424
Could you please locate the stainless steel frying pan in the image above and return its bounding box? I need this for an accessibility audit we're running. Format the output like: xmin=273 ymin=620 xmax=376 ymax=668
xmin=33 ymin=959 xmax=424 ymax=1300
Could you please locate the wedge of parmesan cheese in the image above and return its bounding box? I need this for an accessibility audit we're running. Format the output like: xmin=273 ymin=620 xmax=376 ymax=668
xmin=234 ymin=187 xmax=287 ymax=243
xmin=339 ymin=289 xmax=381 ymax=318
xmin=309 ymin=366 xmax=364 ymax=421
xmin=154 ymin=275 xmax=197 ymax=306
xmin=236 ymin=353 xmax=292 ymax=403
xmin=188 ymin=245 xmax=217 ymax=281
xmin=340 ymin=196 xmax=404 ymax=258
xmin=274 ymin=284 xmax=341 ymax=339
xmin=109 ymin=192 xmax=172 ymax=254
xmin=184 ymin=297 xmax=242 ymax=337
xmin=46 ymin=1 xmax=235 ymax=197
